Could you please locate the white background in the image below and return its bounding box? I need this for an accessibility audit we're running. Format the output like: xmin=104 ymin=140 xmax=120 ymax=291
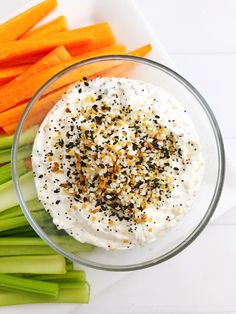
xmin=1 ymin=0 xmax=236 ymax=313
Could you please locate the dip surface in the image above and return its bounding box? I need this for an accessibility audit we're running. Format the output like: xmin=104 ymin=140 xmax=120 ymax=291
xmin=32 ymin=77 xmax=204 ymax=250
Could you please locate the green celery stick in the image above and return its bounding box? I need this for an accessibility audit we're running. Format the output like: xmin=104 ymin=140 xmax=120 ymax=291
xmin=0 ymin=145 xmax=31 ymax=164
xmin=0 ymin=148 xmax=11 ymax=164
xmin=0 ymin=199 xmax=44 ymax=219
xmin=0 ymin=237 xmax=56 ymax=256
xmin=26 ymin=198 xmax=44 ymax=211
xmin=0 ymin=274 xmax=59 ymax=297
xmin=0 ymin=125 xmax=38 ymax=150
xmin=57 ymin=282 xmax=90 ymax=303
xmin=0 ymin=281 xmax=90 ymax=305
xmin=0 ymin=225 xmax=34 ymax=236
xmin=0 ymin=216 xmax=28 ymax=232
xmin=0 ymin=171 xmax=37 ymax=212
xmin=0 ymin=160 xmax=26 ymax=185
xmin=50 ymin=236 xmax=94 ymax=252
xmin=66 ymin=263 xmax=74 ymax=271
xmin=0 ymin=237 xmax=47 ymax=246
xmin=0 ymin=205 xmax=23 ymax=219
xmin=18 ymin=145 xmax=32 ymax=161
xmin=0 ymin=135 xmax=14 ymax=150
xmin=0 ymin=255 xmax=66 ymax=274
xmin=0 ymin=246 xmax=56 ymax=256
xmin=29 ymin=270 xmax=86 ymax=282
xmin=0 ymin=206 xmax=43 ymax=221
xmin=7 ymin=231 xmax=38 ymax=238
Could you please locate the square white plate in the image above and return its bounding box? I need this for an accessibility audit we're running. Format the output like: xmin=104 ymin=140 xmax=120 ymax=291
xmin=0 ymin=0 xmax=233 ymax=312
xmin=0 ymin=1 xmax=174 ymax=312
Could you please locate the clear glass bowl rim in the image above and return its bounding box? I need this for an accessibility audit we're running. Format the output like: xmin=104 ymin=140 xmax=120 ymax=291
xmin=12 ymin=55 xmax=225 ymax=271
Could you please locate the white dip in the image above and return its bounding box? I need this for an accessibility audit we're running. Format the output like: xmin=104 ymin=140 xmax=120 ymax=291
xmin=32 ymin=77 xmax=204 ymax=250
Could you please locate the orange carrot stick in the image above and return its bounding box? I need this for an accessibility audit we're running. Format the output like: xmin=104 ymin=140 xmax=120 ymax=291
xmin=47 ymin=44 xmax=152 ymax=93
xmin=93 ymin=44 xmax=152 ymax=78
xmin=2 ymin=86 xmax=68 ymax=134
xmin=0 ymin=0 xmax=57 ymax=43
xmin=0 ymin=22 xmax=115 ymax=64
xmin=128 ymin=44 xmax=152 ymax=57
xmin=21 ymin=16 xmax=68 ymax=39
xmin=13 ymin=46 xmax=71 ymax=82
xmin=2 ymin=52 xmax=50 ymax=67
xmin=0 ymin=44 xmax=150 ymax=129
xmin=3 ymin=122 xmax=18 ymax=135
xmin=0 ymin=127 xmax=6 ymax=135
xmin=71 ymin=44 xmax=125 ymax=60
xmin=0 ymin=44 xmax=122 ymax=113
xmin=0 ymin=64 xmax=29 ymax=85
xmin=0 ymin=102 xmax=27 ymax=126
xmin=0 ymin=45 xmax=124 ymax=126
xmin=0 ymin=45 xmax=125 ymax=127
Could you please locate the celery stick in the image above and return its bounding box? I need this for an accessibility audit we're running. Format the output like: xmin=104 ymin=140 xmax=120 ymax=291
xmin=0 ymin=281 xmax=90 ymax=305
xmin=0 ymin=205 xmax=23 ymax=219
xmin=0 ymin=237 xmax=47 ymax=246
xmin=0 ymin=145 xmax=31 ymax=164
xmin=50 ymin=235 xmax=94 ymax=252
xmin=0 ymin=199 xmax=44 ymax=219
xmin=0 ymin=225 xmax=34 ymax=236
xmin=0 ymin=160 xmax=26 ymax=185
xmin=0 ymin=148 xmax=11 ymax=164
xmin=0 ymin=163 xmax=12 ymax=184
xmin=7 ymin=231 xmax=38 ymax=238
xmin=57 ymin=282 xmax=90 ymax=303
xmin=0 ymin=246 xmax=56 ymax=256
xmin=0 ymin=274 xmax=59 ymax=297
xmin=29 ymin=271 xmax=86 ymax=282
xmin=0 ymin=237 xmax=56 ymax=256
xmin=66 ymin=263 xmax=74 ymax=271
xmin=26 ymin=198 xmax=44 ymax=211
xmin=0 ymin=126 xmax=38 ymax=150
xmin=0 ymin=171 xmax=37 ymax=212
xmin=0 ymin=255 xmax=66 ymax=274
xmin=0 ymin=206 xmax=44 ymax=221
xmin=0 ymin=135 xmax=13 ymax=150
xmin=0 ymin=179 xmax=12 ymax=192
xmin=0 ymin=204 xmax=43 ymax=220
xmin=0 ymin=216 xmax=28 ymax=232
xmin=18 ymin=145 xmax=32 ymax=160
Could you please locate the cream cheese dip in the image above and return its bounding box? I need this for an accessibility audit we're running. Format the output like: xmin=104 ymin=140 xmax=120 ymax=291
xmin=32 ymin=77 xmax=204 ymax=250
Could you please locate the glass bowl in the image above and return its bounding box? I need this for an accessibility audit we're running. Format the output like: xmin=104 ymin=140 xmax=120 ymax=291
xmin=12 ymin=55 xmax=225 ymax=271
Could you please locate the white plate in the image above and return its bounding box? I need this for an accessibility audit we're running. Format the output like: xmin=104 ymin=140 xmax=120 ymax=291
xmin=0 ymin=1 xmax=174 ymax=312
xmin=0 ymin=0 xmax=232 ymax=312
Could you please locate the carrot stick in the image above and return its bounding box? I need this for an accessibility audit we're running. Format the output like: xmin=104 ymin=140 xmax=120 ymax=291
xmin=0 ymin=22 xmax=115 ymax=64
xmin=71 ymin=44 xmax=125 ymax=60
xmin=0 ymin=127 xmax=6 ymax=135
xmin=21 ymin=16 xmax=68 ymax=39
xmin=93 ymin=44 xmax=152 ymax=78
xmin=2 ymin=86 xmax=68 ymax=134
xmin=0 ymin=45 xmax=124 ymax=126
xmin=2 ymin=122 xmax=18 ymax=135
xmin=0 ymin=64 xmax=29 ymax=85
xmin=0 ymin=44 xmax=149 ymax=129
xmin=0 ymin=102 xmax=27 ymax=126
xmin=128 ymin=44 xmax=152 ymax=57
xmin=13 ymin=46 xmax=71 ymax=82
xmin=1 ymin=53 xmax=46 ymax=67
xmin=46 ymin=44 xmax=151 ymax=93
xmin=0 ymin=45 xmax=125 ymax=127
xmin=0 ymin=43 xmax=122 ymax=113
xmin=0 ymin=0 xmax=57 ymax=43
